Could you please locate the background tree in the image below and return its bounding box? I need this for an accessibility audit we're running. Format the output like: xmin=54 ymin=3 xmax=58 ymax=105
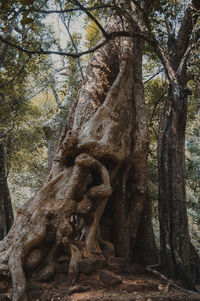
xmin=0 ymin=134 xmax=13 ymax=240
xmin=154 ymin=0 xmax=200 ymax=288
xmin=0 ymin=0 xmax=56 ymax=237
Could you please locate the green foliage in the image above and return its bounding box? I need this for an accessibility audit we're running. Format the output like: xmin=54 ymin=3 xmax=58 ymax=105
xmin=145 ymin=76 xmax=168 ymax=139
xmin=0 ymin=0 xmax=88 ymax=212
xmin=82 ymin=0 xmax=108 ymax=52
xmin=0 ymin=0 xmax=56 ymax=57
xmin=8 ymin=92 xmax=57 ymax=210
xmin=144 ymin=52 xmax=200 ymax=249
xmin=62 ymin=35 xmax=84 ymax=101
xmin=0 ymin=51 xmax=53 ymax=171
xmin=85 ymin=20 xmax=100 ymax=49
xmin=186 ymin=114 xmax=200 ymax=208
xmin=0 ymin=0 xmax=58 ymax=210
xmin=145 ymin=79 xmax=164 ymax=240
xmin=187 ymin=112 xmax=200 ymax=248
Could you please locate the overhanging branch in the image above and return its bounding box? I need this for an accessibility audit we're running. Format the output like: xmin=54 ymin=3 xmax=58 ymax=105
xmin=34 ymin=5 xmax=111 ymax=14
xmin=0 ymin=31 xmax=130 ymax=58
xmin=143 ymin=68 xmax=164 ymax=84
xmin=178 ymin=28 xmax=200 ymax=76
xmin=69 ymin=0 xmax=108 ymax=38
xmin=60 ymin=14 xmax=84 ymax=80
xmin=0 ymin=25 xmax=177 ymax=84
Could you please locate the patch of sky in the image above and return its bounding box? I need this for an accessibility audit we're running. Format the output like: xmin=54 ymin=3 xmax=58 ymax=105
xmin=43 ymin=12 xmax=85 ymax=68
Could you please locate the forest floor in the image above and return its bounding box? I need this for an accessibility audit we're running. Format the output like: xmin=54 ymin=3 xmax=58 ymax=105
xmin=1 ymin=256 xmax=200 ymax=301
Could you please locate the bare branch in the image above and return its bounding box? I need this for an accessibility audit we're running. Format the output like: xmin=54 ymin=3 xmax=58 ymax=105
xmin=128 ymin=0 xmax=199 ymax=83
xmin=178 ymin=28 xmax=200 ymax=76
xmin=176 ymin=0 xmax=200 ymax=65
xmin=69 ymin=0 xmax=109 ymax=38
xmin=149 ymin=38 xmax=179 ymax=84
xmin=33 ymin=5 xmax=111 ymax=14
xmin=0 ymin=31 xmax=130 ymax=58
xmin=178 ymin=44 xmax=193 ymax=76
xmin=27 ymin=83 xmax=51 ymax=100
xmin=149 ymin=92 xmax=166 ymax=128
xmin=176 ymin=5 xmax=194 ymax=64
xmin=143 ymin=68 xmax=164 ymax=84
xmin=60 ymin=14 xmax=84 ymax=80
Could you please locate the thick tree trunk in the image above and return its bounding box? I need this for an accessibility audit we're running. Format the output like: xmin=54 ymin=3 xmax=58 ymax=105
xmin=158 ymin=83 xmax=200 ymax=289
xmin=0 ymin=137 xmax=13 ymax=240
xmin=0 ymin=18 xmax=157 ymax=301
xmin=106 ymin=37 xmax=157 ymax=264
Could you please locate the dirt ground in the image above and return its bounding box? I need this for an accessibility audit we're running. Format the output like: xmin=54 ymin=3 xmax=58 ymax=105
xmin=1 ymin=256 xmax=200 ymax=301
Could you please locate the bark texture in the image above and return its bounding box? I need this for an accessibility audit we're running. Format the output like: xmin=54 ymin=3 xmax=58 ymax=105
xmin=158 ymin=83 xmax=200 ymax=289
xmin=158 ymin=85 xmax=191 ymax=284
xmin=0 ymin=137 xmax=13 ymax=240
xmin=0 ymin=17 xmax=157 ymax=301
xmin=158 ymin=1 xmax=200 ymax=287
xmin=0 ymin=25 xmax=14 ymax=240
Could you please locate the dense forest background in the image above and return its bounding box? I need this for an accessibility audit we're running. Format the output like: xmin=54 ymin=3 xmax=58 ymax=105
xmin=0 ymin=0 xmax=200 ymax=300
xmin=1 ymin=0 xmax=199 ymax=248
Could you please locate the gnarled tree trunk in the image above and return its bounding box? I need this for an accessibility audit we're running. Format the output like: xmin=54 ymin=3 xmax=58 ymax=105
xmin=0 ymin=17 xmax=157 ymax=301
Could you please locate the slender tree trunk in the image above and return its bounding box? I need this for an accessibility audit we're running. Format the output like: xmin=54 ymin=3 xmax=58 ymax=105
xmin=158 ymin=82 xmax=200 ymax=289
xmin=0 ymin=135 xmax=13 ymax=240
xmin=157 ymin=0 xmax=200 ymax=287
xmin=0 ymin=29 xmax=14 ymax=240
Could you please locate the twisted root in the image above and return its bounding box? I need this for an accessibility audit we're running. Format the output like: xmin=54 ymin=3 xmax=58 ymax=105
xmin=0 ymin=153 xmax=111 ymax=300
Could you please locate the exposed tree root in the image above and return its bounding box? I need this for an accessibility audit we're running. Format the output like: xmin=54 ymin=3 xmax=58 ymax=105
xmin=68 ymin=243 xmax=82 ymax=283
xmin=145 ymin=264 xmax=200 ymax=295
xmin=0 ymin=153 xmax=112 ymax=301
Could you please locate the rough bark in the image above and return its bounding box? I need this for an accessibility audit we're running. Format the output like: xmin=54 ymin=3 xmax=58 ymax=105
xmin=0 ymin=24 xmax=15 ymax=240
xmin=0 ymin=136 xmax=13 ymax=240
xmin=0 ymin=17 xmax=157 ymax=301
xmin=158 ymin=84 xmax=190 ymax=284
xmin=158 ymin=1 xmax=200 ymax=286
xmin=108 ymin=36 xmax=157 ymax=264
xmin=157 ymin=0 xmax=200 ymax=290
xmin=158 ymin=83 xmax=200 ymax=290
